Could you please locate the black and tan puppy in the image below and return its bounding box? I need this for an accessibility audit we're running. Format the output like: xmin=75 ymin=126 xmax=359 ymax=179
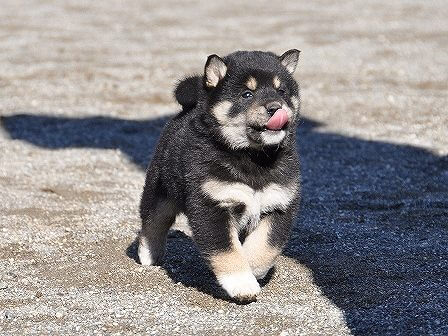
xmin=139 ymin=50 xmax=301 ymax=301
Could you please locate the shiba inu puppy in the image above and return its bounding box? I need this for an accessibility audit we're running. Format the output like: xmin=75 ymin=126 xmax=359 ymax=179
xmin=139 ymin=50 xmax=301 ymax=301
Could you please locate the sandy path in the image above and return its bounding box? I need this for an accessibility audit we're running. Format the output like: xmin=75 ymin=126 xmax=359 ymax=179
xmin=1 ymin=1 xmax=447 ymax=335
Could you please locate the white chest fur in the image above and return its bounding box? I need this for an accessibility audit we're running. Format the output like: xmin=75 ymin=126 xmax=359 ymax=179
xmin=201 ymin=179 xmax=297 ymax=231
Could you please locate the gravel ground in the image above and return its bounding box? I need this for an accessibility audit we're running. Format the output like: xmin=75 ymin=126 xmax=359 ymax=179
xmin=1 ymin=0 xmax=447 ymax=335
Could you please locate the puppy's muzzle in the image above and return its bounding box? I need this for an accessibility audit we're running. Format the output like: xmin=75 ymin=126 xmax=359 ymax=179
xmin=265 ymin=101 xmax=282 ymax=117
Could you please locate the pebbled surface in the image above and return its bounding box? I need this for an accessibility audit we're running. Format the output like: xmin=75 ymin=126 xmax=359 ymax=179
xmin=0 ymin=0 xmax=447 ymax=335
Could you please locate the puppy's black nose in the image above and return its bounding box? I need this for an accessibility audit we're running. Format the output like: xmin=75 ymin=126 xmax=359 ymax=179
xmin=265 ymin=102 xmax=282 ymax=116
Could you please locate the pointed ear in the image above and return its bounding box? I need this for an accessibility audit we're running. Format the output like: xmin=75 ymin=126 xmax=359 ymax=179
xmin=279 ymin=49 xmax=300 ymax=74
xmin=204 ymin=54 xmax=227 ymax=88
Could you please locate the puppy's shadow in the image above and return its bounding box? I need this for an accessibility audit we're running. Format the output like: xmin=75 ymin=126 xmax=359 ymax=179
xmin=126 ymin=230 xmax=274 ymax=303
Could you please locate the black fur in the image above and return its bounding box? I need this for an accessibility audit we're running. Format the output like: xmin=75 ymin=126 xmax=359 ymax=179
xmin=174 ymin=75 xmax=200 ymax=110
xmin=139 ymin=50 xmax=301 ymax=298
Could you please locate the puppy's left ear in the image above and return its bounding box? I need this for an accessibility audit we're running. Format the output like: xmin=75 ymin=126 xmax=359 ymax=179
xmin=204 ymin=54 xmax=227 ymax=88
xmin=279 ymin=49 xmax=300 ymax=74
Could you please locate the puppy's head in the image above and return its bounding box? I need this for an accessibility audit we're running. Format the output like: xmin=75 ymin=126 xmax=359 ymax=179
xmin=203 ymin=50 xmax=300 ymax=150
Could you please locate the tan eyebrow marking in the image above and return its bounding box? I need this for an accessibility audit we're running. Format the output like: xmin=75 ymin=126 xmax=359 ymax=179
xmin=245 ymin=76 xmax=257 ymax=91
xmin=273 ymin=76 xmax=281 ymax=89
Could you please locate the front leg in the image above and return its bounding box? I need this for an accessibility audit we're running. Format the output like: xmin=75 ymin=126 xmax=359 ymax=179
xmin=243 ymin=209 xmax=295 ymax=280
xmin=209 ymin=226 xmax=261 ymax=301
xmin=187 ymin=202 xmax=260 ymax=302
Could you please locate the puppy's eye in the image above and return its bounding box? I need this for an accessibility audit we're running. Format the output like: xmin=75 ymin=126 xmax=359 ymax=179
xmin=278 ymin=89 xmax=287 ymax=96
xmin=242 ymin=91 xmax=253 ymax=99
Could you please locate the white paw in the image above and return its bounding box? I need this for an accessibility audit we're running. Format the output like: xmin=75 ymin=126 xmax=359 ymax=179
xmin=138 ymin=236 xmax=156 ymax=265
xmin=217 ymin=271 xmax=261 ymax=301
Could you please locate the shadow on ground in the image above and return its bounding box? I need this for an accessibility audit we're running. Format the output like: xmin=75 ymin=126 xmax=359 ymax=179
xmin=125 ymin=231 xmax=230 ymax=301
xmin=126 ymin=231 xmax=274 ymax=303
xmin=1 ymin=114 xmax=169 ymax=168
xmin=2 ymin=113 xmax=447 ymax=334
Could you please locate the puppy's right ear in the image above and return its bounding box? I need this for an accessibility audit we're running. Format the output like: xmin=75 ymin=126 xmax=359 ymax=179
xmin=204 ymin=55 xmax=227 ymax=88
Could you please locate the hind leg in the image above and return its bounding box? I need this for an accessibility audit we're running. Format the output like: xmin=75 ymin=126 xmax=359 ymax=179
xmin=138 ymin=199 xmax=177 ymax=265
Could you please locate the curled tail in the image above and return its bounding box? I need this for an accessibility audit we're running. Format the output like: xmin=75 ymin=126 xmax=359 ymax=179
xmin=174 ymin=75 xmax=201 ymax=110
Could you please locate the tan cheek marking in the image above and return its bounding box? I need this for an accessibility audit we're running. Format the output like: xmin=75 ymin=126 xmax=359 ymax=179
xmin=211 ymin=100 xmax=233 ymax=123
xmin=245 ymin=76 xmax=257 ymax=91
xmin=210 ymin=101 xmax=250 ymax=149
xmin=273 ymin=76 xmax=281 ymax=89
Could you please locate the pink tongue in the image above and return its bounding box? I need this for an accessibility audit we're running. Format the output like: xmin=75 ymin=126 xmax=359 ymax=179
xmin=266 ymin=109 xmax=288 ymax=130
